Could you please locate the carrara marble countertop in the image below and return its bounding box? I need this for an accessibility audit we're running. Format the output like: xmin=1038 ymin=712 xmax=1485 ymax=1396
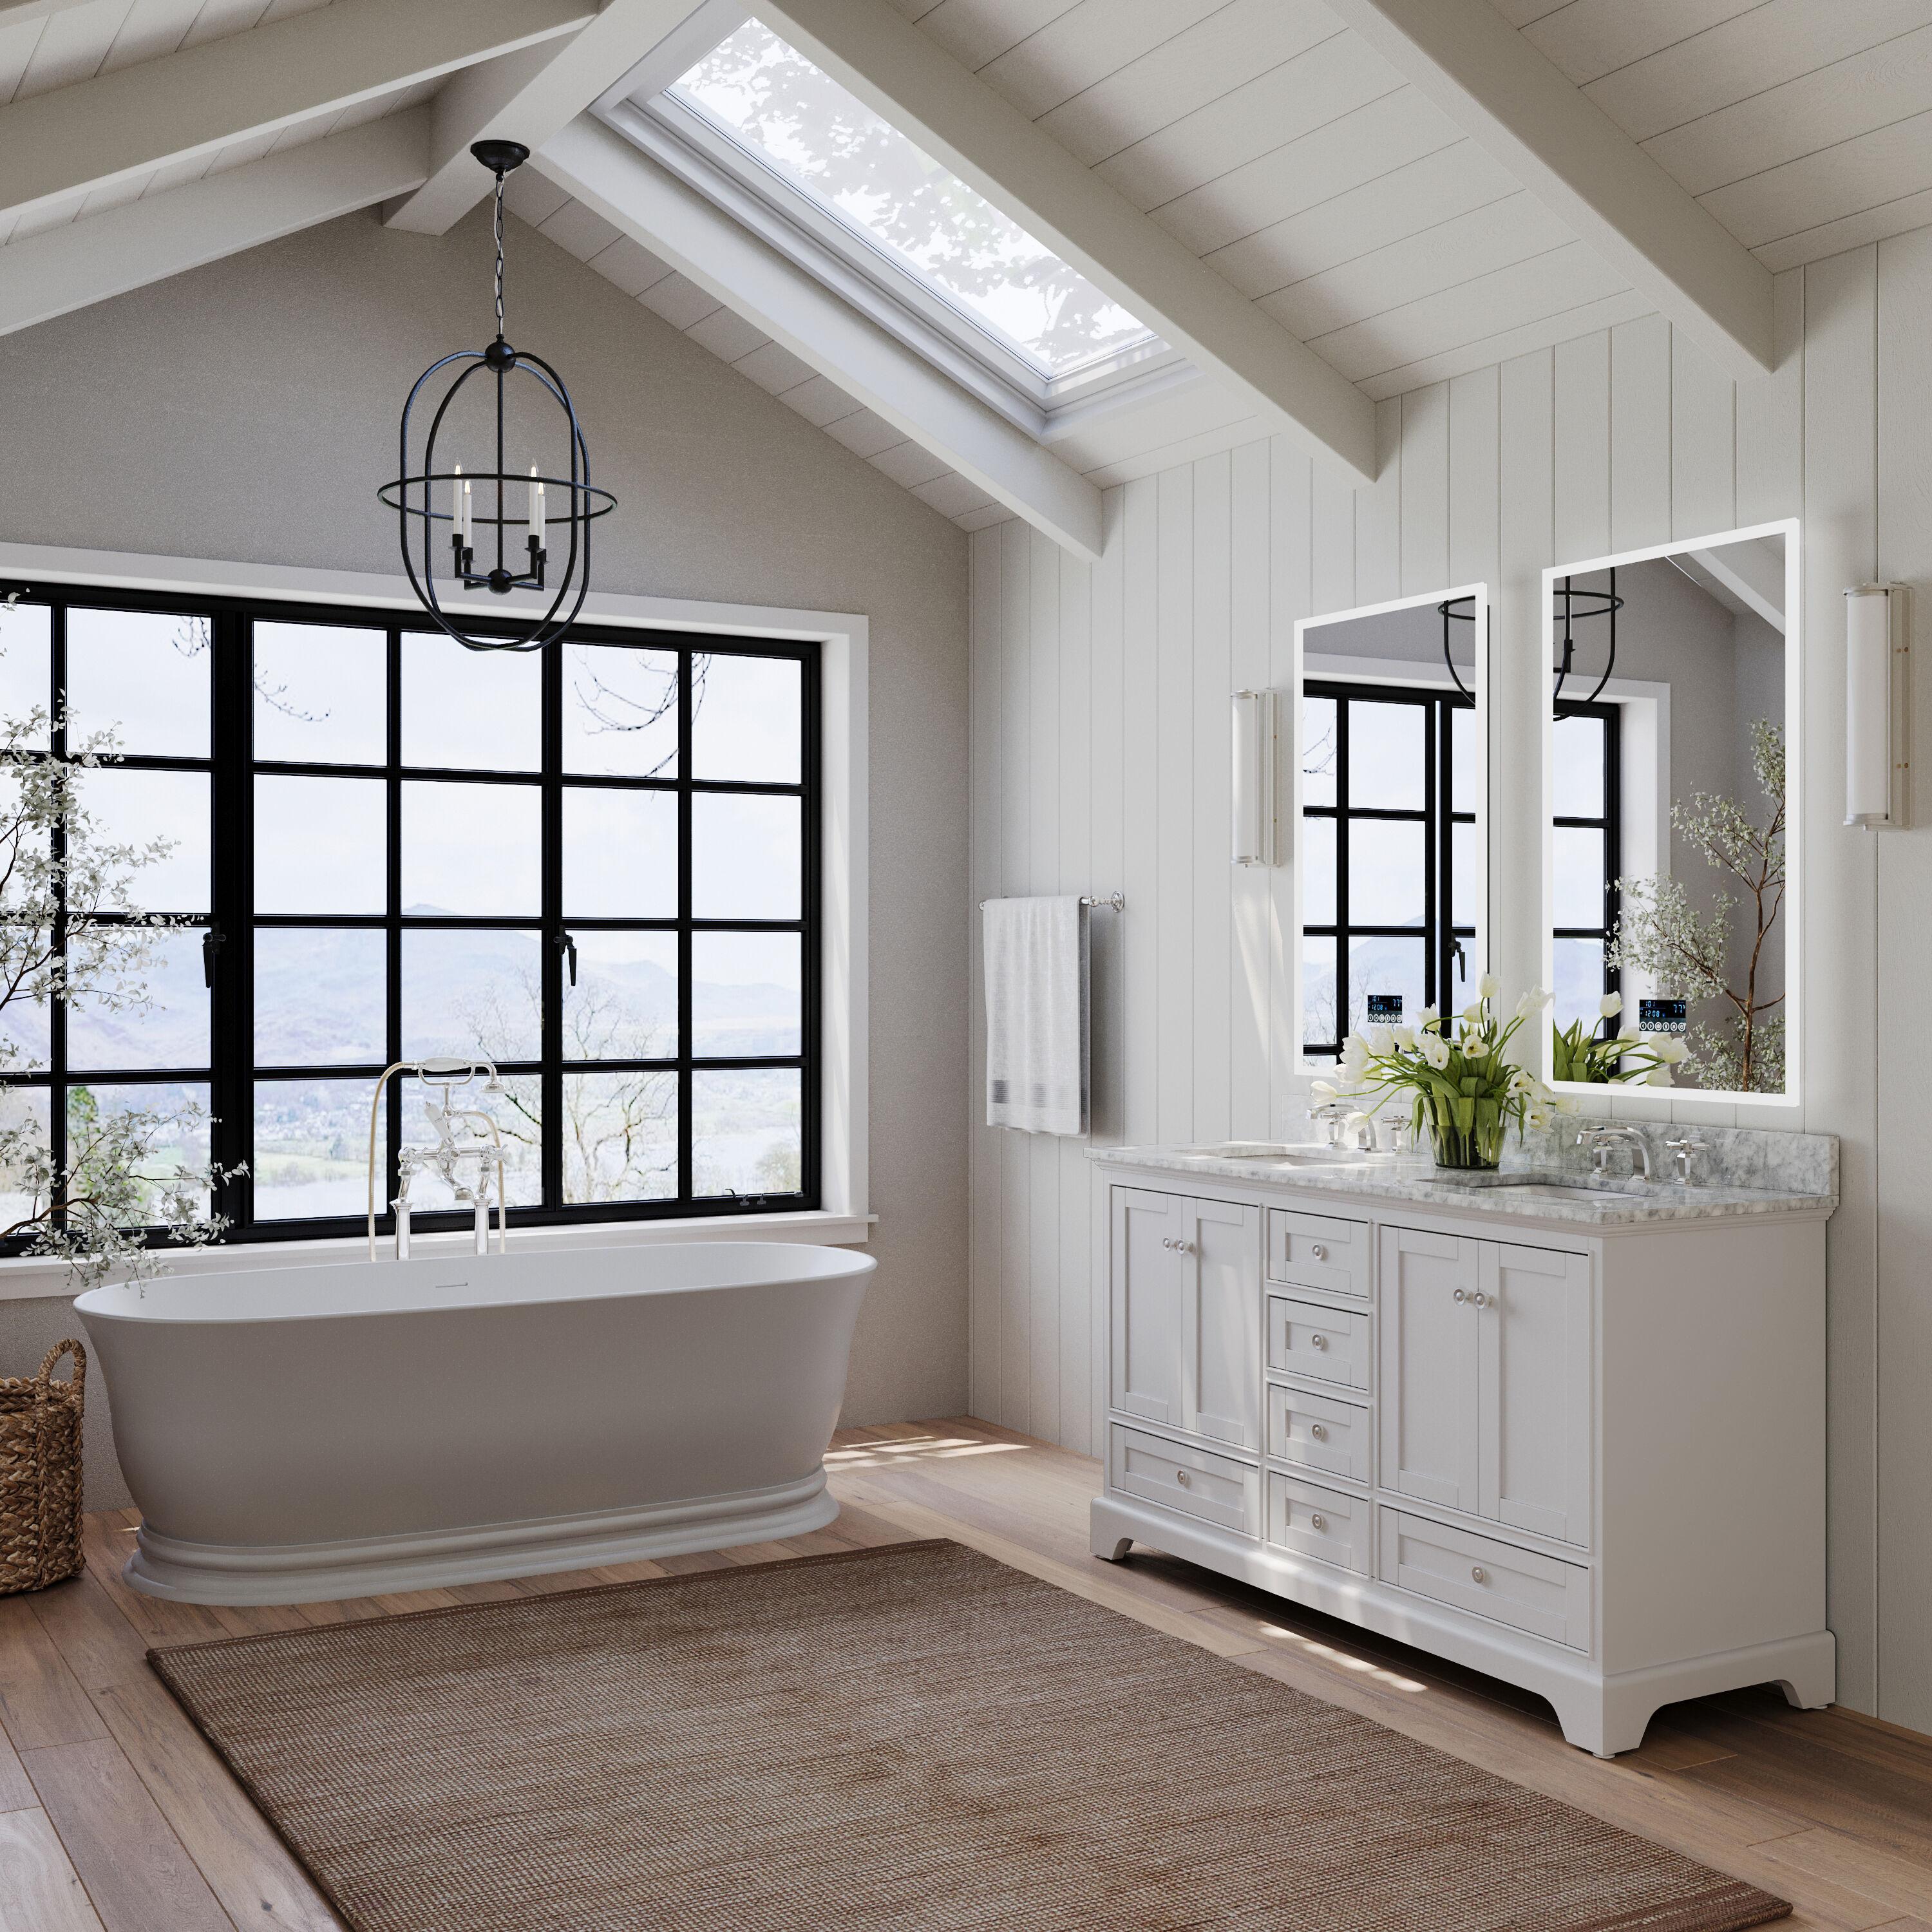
xmin=1092 ymin=1143 xmax=1839 ymax=1227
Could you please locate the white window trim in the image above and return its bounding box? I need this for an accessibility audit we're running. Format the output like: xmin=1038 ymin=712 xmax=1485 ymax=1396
xmin=592 ymin=34 xmax=1200 ymax=443
xmin=0 ymin=538 xmax=871 ymax=1299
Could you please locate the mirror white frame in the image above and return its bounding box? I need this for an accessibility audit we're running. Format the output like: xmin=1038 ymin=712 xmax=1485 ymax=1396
xmin=1292 ymin=583 xmax=1490 ymax=1077
xmin=1539 ymin=518 xmax=1802 ymax=1108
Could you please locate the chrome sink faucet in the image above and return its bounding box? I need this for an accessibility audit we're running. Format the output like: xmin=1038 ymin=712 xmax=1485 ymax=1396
xmin=1576 ymin=1125 xmax=1652 ymax=1180
xmin=1310 ymin=1101 xmax=1354 ymax=1148
xmin=1663 ymin=1132 xmax=1709 ymax=1184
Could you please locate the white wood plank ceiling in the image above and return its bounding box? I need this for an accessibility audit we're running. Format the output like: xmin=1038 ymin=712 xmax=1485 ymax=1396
xmin=3 ymin=0 xmax=1931 ymax=539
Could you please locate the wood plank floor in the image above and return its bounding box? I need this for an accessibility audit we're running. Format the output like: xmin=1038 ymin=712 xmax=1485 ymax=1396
xmin=1 ymin=1417 xmax=1926 ymax=1932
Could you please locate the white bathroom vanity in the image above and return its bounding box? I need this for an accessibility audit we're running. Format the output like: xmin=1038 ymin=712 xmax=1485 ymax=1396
xmin=1090 ymin=1125 xmax=1837 ymax=1757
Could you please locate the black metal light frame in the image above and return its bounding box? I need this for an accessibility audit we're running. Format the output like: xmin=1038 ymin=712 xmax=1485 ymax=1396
xmin=377 ymin=141 xmax=616 ymax=655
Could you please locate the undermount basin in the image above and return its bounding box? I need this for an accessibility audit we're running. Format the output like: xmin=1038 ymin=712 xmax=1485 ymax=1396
xmin=1425 ymin=1171 xmax=1647 ymax=1202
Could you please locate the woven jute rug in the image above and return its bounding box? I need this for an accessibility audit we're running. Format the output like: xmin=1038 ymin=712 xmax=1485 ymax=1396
xmin=149 ymin=1539 xmax=1789 ymax=1932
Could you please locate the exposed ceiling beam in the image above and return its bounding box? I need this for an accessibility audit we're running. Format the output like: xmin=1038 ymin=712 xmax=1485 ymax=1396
xmin=1672 ymin=540 xmax=1786 ymax=633
xmin=0 ymin=1 xmax=94 ymax=24
xmin=0 ymin=0 xmax=587 ymax=231
xmin=540 ymin=114 xmax=1104 ymax=559
xmin=0 ymin=111 xmax=430 ymax=339
xmin=1321 ymin=0 xmax=1776 ymax=381
xmin=756 ymin=0 xmax=1377 ymax=486
xmin=384 ymin=0 xmax=730 ymax=236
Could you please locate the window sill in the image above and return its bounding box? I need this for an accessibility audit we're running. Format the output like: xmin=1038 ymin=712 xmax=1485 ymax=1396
xmin=0 ymin=1209 xmax=875 ymax=1303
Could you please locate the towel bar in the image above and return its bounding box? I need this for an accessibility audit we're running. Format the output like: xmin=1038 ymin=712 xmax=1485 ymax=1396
xmin=979 ymin=893 xmax=1124 ymax=911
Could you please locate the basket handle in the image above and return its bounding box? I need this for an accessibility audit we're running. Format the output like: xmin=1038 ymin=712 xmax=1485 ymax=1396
xmin=37 ymin=1338 xmax=86 ymax=1399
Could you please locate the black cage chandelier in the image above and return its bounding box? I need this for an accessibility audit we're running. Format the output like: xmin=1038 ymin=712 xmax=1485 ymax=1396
xmin=1437 ymin=572 xmax=1624 ymax=713
xmin=379 ymin=141 xmax=616 ymax=653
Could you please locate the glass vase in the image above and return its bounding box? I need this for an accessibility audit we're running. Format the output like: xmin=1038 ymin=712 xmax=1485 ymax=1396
xmin=1425 ymin=1096 xmax=1506 ymax=1171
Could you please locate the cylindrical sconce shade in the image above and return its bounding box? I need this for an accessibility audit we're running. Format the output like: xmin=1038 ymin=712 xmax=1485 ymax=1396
xmin=1844 ymin=583 xmax=1906 ymax=828
xmin=1231 ymin=689 xmax=1276 ymax=866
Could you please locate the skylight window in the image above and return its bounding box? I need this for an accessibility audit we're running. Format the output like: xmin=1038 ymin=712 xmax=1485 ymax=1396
xmin=667 ymin=20 xmax=1158 ymax=380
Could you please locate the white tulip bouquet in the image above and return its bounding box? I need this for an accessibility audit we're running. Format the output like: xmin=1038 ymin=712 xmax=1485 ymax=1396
xmin=1314 ymin=977 xmax=1571 ymax=1170
xmin=1550 ymin=992 xmax=1694 ymax=1086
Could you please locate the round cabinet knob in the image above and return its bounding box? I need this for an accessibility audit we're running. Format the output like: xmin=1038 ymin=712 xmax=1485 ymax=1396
xmin=1312 ymin=1244 xmax=1327 ymax=1260
xmin=1175 ymin=1470 xmax=1191 ymax=1488
xmin=1471 ymin=1566 xmax=1488 ymax=1584
xmin=1311 ymin=1333 xmax=1327 ymax=1350
xmin=1472 ymin=1292 xmax=1488 ymax=1308
xmin=1311 ymin=1513 xmax=1327 ymax=1531
xmin=1310 ymin=1423 xmax=1327 ymax=1441
xmin=1453 ymin=1288 xmax=1466 ymax=1303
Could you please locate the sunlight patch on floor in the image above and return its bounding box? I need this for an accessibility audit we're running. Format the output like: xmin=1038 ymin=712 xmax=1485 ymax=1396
xmin=1257 ymin=1621 xmax=1428 ymax=1693
xmin=825 ymin=1436 xmax=1029 ymax=1468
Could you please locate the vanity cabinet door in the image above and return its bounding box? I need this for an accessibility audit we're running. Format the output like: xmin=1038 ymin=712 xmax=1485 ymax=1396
xmin=1110 ymin=1189 xmax=1187 ymax=1429
xmin=1379 ymin=1227 xmax=1481 ymax=1514
xmin=1479 ymin=1242 xmax=1592 ymax=1547
xmin=1190 ymin=1198 xmax=1262 ymax=1452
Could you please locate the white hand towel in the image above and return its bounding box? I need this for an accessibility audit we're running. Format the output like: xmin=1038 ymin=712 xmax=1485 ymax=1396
xmin=983 ymin=895 xmax=1088 ymax=1135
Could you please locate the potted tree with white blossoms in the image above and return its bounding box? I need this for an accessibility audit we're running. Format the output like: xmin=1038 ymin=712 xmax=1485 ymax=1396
xmin=1314 ymin=976 xmax=1570 ymax=1173
xmin=1550 ymin=991 xmax=1695 ymax=1086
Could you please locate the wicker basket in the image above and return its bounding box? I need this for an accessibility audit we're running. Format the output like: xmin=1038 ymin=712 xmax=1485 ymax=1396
xmin=0 ymin=1340 xmax=86 ymax=1595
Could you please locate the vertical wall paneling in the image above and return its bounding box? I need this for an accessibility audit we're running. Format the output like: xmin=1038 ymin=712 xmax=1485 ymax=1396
xmin=1155 ymin=466 xmax=1195 ymax=1145
xmin=1121 ymin=478 xmax=1160 ymax=1150
xmin=967 ymin=528 xmax=1002 ymax=1421
xmin=1400 ymin=383 xmax=1450 ymax=598
xmin=1270 ymin=443 xmax=1313 ymax=1136
xmin=1358 ymin=395 xmax=1403 ymax=607
xmin=1802 ymin=245 xmax=1880 ymax=1714
xmin=1193 ymin=453 xmax=1233 ymax=1152
xmin=1057 ymin=529 xmax=1093 ymax=1454
xmin=1875 ymin=227 xmax=1932 ymax=1732
xmin=1671 ymin=338 xmax=1737 ymax=540
xmin=1086 ymin=488 xmax=1126 ymax=1452
xmin=1230 ymin=439 xmax=1273 ymax=1148
xmin=997 ymin=517 xmax=1033 ymax=1430
xmin=963 ymin=269 xmax=1931 ymax=1721
xmin=1027 ymin=528 xmax=1062 ymax=1448
xmin=1609 ymin=314 xmax=1673 ymax=553
xmin=1497 ymin=349 xmax=1555 ymax=1002
xmin=1552 ymin=333 xmax=1611 ymax=565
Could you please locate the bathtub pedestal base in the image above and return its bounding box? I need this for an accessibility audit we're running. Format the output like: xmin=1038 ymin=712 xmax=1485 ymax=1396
xmin=122 ymin=1469 xmax=840 ymax=1605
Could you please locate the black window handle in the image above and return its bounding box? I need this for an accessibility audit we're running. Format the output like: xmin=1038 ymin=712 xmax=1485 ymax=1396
xmin=558 ymin=929 xmax=578 ymax=987
xmin=202 ymin=925 xmax=225 ymax=988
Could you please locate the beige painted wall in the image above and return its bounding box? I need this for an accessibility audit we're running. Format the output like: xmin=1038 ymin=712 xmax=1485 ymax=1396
xmin=967 ymin=242 xmax=1932 ymax=1733
xmin=0 ymin=205 xmax=972 ymax=1496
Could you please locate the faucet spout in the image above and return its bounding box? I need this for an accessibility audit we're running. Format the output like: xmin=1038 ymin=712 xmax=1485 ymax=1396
xmin=1575 ymin=1124 xmax=1652 ymax=1181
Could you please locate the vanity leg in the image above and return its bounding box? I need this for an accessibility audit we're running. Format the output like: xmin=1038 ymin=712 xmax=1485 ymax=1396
xmin=1551 ymin=1685 xmax=1655 ymax=1759
xmin=1089 ymin=1498 xmax=1133 ymax=1563
xmin=1775 ymin=1638 xmax=1837 ymax=1712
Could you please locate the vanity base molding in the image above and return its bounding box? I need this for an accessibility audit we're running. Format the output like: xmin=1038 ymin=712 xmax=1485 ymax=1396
xmin=1092 ymin=1492 xmax=1833 ymax=1758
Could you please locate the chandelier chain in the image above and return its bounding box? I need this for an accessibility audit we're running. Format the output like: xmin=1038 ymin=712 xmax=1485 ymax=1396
xmin=493 ymin=169 xmax=507 ymax=339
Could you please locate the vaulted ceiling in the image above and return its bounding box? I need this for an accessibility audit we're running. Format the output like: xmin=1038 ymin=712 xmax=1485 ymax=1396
xmin=5 ymin=0 xmax=1929 ymax=553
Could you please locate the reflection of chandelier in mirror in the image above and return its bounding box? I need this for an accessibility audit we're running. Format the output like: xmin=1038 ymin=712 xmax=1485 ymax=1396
xmin=1437 ymin=576 xmax=1625 ymax=713
xmin=379 ymin=141 xmax=616 ymax=653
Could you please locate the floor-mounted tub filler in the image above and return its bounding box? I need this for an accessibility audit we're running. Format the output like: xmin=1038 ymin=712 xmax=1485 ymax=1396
xmin=78 ymin=1240 xmax=874 ymax=1603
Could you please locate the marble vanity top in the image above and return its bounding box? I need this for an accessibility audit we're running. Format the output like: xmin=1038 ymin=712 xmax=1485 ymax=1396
xmin=1094 ymin=1118 xmax=1839 ymax=1227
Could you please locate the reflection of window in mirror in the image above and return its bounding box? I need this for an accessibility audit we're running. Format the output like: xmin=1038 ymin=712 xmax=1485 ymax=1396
xmin=1296 ymin=589 xmax=1486 ymax=1066
xmin=1546 ymin=524 xmax=1794 ymax=1100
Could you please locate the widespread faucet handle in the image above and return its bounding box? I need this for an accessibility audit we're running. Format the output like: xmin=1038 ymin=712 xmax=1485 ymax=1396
xmin=1663 ymin=1132 xmax=1710 ymax=1183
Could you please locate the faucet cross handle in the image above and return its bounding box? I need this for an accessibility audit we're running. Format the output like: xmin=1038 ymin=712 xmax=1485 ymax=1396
xmin=1663 ymin=1132 xmax=1710 ymax=1184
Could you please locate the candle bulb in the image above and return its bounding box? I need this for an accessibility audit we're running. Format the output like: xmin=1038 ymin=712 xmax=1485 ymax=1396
xmin=452 ymin=464 xmax=466 ymax=547
xmin=528 ymin=466 xmax=543 ymax=547
xmin=462 ymin=477 xmax=473 ymax=550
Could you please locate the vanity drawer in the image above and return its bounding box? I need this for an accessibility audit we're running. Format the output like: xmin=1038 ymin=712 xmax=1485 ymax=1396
xmin=1267 ymin=1470 xmax=1370 ymax=1573
xmin=1267 ymin=1296 xmax=1371 ymax=1391
xmin=1379 ymin=1510 xmax=1592 ymax=1652
xmin=1267 ymin=1382 xmax=1372 ymax=1484
xmin=1267 ymin=1209 xmax=1369 ymax=1300
xmin=1109 ymin=1426 xmax=1260 ymax=1538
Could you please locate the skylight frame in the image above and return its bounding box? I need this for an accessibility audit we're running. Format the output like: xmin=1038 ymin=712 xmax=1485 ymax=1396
xmin=592 ymin=20 xmax=1191 ymax=433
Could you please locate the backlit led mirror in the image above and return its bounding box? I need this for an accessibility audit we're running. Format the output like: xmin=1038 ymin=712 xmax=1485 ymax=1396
xmin=1293 ymin=587 xmax=1488 ymax=1070
xmin=1542 ymin=521 xmax=1799 ymax=1103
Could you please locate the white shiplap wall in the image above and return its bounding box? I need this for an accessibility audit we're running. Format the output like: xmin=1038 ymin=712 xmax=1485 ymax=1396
xmin=967 ymin=242 xmax=1932 ymax=1732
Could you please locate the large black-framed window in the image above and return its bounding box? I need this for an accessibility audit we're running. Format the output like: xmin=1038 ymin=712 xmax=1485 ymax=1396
xmin=1301 ymin=681 xmax=1477 ymax=1060
xmin=1549 ymin=697 xmax=1622 ymax=1039
xmin=0 ymin=583 xmax=819 ymax=1249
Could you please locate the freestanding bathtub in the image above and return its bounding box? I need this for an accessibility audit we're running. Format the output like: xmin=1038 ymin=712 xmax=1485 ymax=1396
xmin=75 ymin=1240 xmax=875 ymax=1605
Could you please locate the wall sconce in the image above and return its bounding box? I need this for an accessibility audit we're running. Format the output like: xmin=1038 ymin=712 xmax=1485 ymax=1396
xmin=1844 ymin=583 xmax=1910 ymax=828
xmin=1231 ymin=688 xmax=1277 ymax=866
